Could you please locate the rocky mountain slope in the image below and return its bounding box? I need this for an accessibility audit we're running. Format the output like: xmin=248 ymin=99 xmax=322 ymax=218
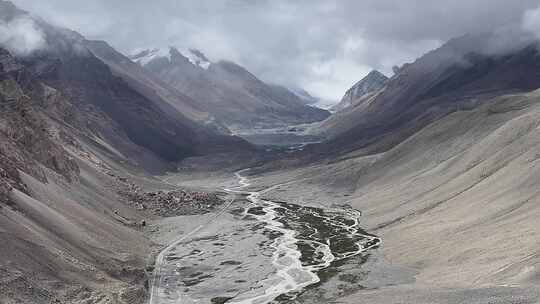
xmin=0 ymin=1 xmax=254 ymax=303
xmin=0 ymin=38 xmax=235 ymax=304
xmin=0 ymin=43 xmax=152 ymax=303
xmin=254 ymin=88 xmax=540 ymax=302
xmin=248 ymin=34 xmax=540 ymax=302
xmin=85 ymin=42 xmax=212 ymax=127
xmin=332 ymin=70 xmax=389 ymax=112
xmin=285 ymin=86 xmax=320 ymax=105
xmin=308 ymin=34 xmax=540 ymax=156
xmin=1 ymin=0 xmax=252 ymax=169
xmin=3 ymin=0 xmax=540 ymax=302
xmin=130 ymin=47 xmax=330 ymax=131
xmin=313 ymin=70 xmax=389 ymax=138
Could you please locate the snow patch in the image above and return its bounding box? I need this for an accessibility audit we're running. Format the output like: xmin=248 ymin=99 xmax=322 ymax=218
xmin=130 ymin=47 xmax=212 ymax=70
xmin=130 ymin=48 xmax=171 ymax=65
xmin=182 ymin=48 xmax=211 ymax=70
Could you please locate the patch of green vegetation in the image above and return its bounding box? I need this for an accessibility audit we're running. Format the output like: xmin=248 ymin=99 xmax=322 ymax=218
xmin=338 ymin=273 xmax=361 ymax=284
xmin=211 ymin=296 xmax=234 ymax=304
xmin=219 ymin=260 xmax=242 ymax=265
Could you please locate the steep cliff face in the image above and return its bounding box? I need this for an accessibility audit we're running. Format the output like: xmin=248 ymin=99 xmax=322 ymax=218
xmin=0 ymin=48 xmax=79 ymax=203
xmin=37 ymin=53 xmax=199 ymax=161
xmin=332 ymin=70 xmax=388 ymax=112
xmin=313 ymin=70 xmax=389 ymax=138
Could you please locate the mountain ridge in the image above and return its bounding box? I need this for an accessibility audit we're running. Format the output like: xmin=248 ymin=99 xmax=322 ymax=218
xmin=130 ymin=46 xmax=330 ymax=131
xmin=332 ymin=70 xmax=389 ymax=112
xmin=305 ymin=33 xmax=540 ymax=157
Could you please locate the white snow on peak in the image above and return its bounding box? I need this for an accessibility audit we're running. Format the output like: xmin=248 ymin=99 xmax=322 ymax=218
xmin=129 ymin=47 xmax=211 ymax=70
xmin=129 ymin=48 xmax=171 ymax=65
xmin=182 ymin=48 xmax=211 ymax=70
xmin=199 ymin=61 xmax=211 ymax=69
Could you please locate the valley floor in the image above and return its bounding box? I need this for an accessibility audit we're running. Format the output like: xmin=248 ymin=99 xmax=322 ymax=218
xmin=228 ymin=91 xmax=540 ymax=303
xmin=149 ymin=172 xmax=383 ymax=304
xmin=154 ymin=90 xmax=540 ymax=303
xmin=4 ymin=91 xmax=540 ymax=303
xmin=158 ymin=166 xmax=540 ymax=304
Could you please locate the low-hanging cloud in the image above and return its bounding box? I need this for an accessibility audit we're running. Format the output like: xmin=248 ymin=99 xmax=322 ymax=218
xmin=523 ymin=5 xmax=540 ymax=39
xmin=0 ymin=16 xmax=46 ymax=56
xmin=9 ymin=0 xmax=540 ymax=100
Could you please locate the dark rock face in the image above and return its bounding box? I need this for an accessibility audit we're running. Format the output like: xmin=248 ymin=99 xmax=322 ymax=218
xmin=84 ymin=40 xmax=253 ymax=153
xmin=0 ymin=48 xmax=80 ymax=204
xmin=37 ymin=53 xmax=198 ymax=162
xmin=0 ymin=50 xmax=79 ymax=180
xmin=333 ymin=70 xmax=389 ymax=112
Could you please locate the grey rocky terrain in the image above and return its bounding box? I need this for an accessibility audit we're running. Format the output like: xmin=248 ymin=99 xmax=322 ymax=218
xmin=1 ymin=1 xmax=540 ymax=304
xmin=0 ymin=1 xmax=251 ymax=303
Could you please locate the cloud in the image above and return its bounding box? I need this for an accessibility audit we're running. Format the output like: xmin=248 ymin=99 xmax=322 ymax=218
xmin=0 ymin=16 xmax=46 ymax=56
xmin=523 ymin=5 xmax=540 ymax=39
xmin=8 ymin=0 xmax=540 ymax=100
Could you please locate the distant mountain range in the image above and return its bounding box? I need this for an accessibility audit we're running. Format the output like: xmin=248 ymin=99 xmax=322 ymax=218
xmin=0 ymin=0 xmax=256 ymax=174
xmin=128 ymin=47 xmax=330 ymax=132
xmin=3 ymin=0 xmax=540 ymax=302
xmin=309 ymin=33 xmax=540 ymax=155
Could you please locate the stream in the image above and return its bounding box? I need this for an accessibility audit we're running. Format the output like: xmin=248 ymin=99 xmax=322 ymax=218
xmin=150 ymin=171 xmax=380 ymax=304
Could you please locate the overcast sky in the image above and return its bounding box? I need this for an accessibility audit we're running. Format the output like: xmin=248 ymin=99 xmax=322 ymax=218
xmin=10 ymin=0 xmax=540 ymax=100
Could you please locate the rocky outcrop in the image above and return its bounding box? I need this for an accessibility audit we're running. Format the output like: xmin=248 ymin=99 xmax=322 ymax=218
xmin=332 ymin=70 xmax=388 ymax=112
xmin=112 ymin=172 xmax=223 ymax=217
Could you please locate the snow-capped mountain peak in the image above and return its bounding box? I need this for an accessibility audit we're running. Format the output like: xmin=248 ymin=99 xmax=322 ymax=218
xmin=129 ymin=47 xmax=211 ymax=69
xmin=185 ymin=48 xmax=211 ymax=69
xmin=129 ymin=48 xmax=171 ymax=66
xmin=332 ymin=70 xmax=388 ymax=112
